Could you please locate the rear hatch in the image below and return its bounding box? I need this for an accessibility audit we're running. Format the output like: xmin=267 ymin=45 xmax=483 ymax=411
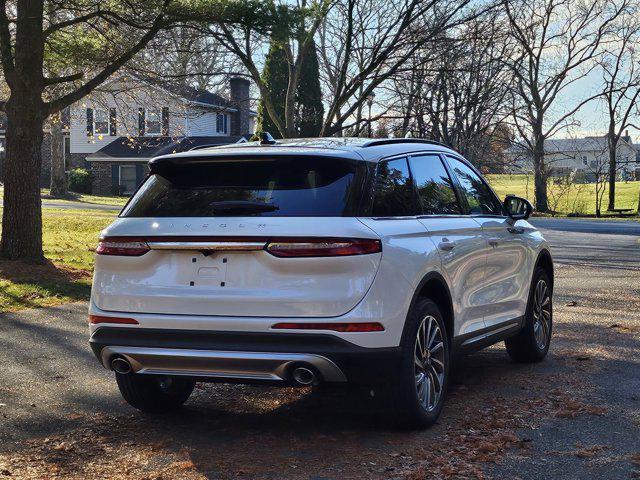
xmin=92 ymin=151 xmax=381 ymax=318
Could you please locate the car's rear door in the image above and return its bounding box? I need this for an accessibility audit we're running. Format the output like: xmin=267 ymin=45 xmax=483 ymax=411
xmin=444 ymin=155 xmax=531 ymax=330
xmin=409 ymin=154 xmax=488 ymax=339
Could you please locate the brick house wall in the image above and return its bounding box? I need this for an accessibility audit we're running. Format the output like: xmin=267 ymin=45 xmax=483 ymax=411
xmin=91 ymin=161 xmax=150 ymax=196
xmin=39 ymin=132 xmax=52 ymax=187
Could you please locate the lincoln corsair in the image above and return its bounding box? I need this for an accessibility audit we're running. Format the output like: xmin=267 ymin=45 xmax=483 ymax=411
xmin=89 ymin=137 xmax=553 ymax=428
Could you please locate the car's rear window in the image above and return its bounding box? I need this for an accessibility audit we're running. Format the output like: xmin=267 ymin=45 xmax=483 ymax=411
xmin=121 ymin=157 xmax=362 ymax=217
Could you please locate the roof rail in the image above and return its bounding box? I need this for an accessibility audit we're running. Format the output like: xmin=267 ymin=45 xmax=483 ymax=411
xmin=362 ymin=138 xmax=449 ymax=148
xmin=189 ymin=144 xmax=224 ymax=151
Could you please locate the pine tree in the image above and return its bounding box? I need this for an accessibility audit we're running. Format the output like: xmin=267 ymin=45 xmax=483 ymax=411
xmin=294 ymin=38 xmax=324 ymax=137
xmin=257 ymin=34 xmax=289 ymax=138
xmin=258 ymin=32 xmax=324 ymax=138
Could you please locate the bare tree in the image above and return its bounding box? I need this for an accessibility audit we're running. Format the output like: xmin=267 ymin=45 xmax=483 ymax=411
xmin=133 ymin=26 xmax=243 ymax=92
xmin=0 ymin=0 xmax=252 ymax=261
xmin=0 ymin=0 xmax=175 ymax=261
xmin=384 ymin=12 xmax=514 ymax=170
xmin=585 ymin=146 xmax=612 ymax=216
xmin=503 ymin=0 xmax=627 ymax=212
xmin=317 ymin=0 xmax=482 ymax=137
xmin=599 ymin=3 xmax=640 ymax=210
xmin=49 ymin=114 xmax=66 ymax=197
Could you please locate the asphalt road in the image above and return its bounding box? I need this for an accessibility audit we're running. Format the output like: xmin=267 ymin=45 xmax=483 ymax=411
xmin=0 ymin=218 xmax=638 ymax=479
xmin=530 ymin=218 xmax=640 ymax=271
xmin=0 ymin=199 xmax=121 ymax=211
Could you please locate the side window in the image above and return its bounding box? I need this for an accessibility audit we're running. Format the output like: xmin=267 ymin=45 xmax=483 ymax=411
xmin=447 ymin=156 xmax=503 ymax=215
xmin=409 ymin=155 xmax=461 ymax=214
xmin=372 ymin=157 xmax=418 ymax=216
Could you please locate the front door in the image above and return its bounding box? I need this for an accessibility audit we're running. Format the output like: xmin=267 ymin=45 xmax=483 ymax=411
xmin=444 ymin=155 xmax=530 ymax=330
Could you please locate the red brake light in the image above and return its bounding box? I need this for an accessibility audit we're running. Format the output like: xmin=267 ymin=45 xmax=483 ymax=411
xmin=265 ymin=238 xmax=381 ymax=258
xmin=96 ymin=237 xmax=150 ymax=256
xmin=272 ymin=322 xmax=384 ymax=332
xmin=89 ymin=315 xmax=139 ymax=325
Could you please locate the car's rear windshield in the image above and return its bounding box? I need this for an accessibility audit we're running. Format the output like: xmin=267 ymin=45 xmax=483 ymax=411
xmin=121 ymin=157 xmax=363 ymax=217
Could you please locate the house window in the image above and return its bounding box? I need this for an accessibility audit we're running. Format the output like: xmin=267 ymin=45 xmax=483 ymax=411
xmin=119 ymin=165 xmax=137 ymax=195
xmin=145 ymin=108 xmax=162 ymax=135
xmin=94 ymin=109 xmax=109 ymax=135
xmin=216 ymin=113 xmax=228 ymax=134
xmin=582 ymin=156 xmax=588 ymax=165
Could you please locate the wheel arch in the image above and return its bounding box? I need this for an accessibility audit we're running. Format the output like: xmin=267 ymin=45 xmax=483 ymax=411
xmin=402 ymin=271 xmax=454 ymax=346
xmin=534 ymin=248 xmax=554 ymax=292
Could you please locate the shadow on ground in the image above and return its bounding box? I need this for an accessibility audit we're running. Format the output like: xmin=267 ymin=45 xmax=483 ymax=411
xmin=1 ymin=263 xmax=639 ymax=479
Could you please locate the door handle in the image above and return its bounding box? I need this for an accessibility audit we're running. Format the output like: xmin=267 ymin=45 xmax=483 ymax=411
xmin=438 ymin=240 xmax=455 ymax=251
xmin=508 ymin=226 xmax=524 ymax=234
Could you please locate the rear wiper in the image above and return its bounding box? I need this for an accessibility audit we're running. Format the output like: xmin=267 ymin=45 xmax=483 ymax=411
xmin=209 ymin=201 xmax=280 ymax=213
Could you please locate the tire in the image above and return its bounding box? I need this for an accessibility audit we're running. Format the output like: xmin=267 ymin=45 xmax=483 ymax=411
xmin=115 ymin=373 xmax=195 ymax=412
xmin=505 ymin=267 xmax=553 ymax=363
xmin=387 ymin=298 xmax=450 ymax=429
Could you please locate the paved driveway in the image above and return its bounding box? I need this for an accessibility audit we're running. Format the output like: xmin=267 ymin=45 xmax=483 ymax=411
xmin=0 ymin=219 xmax=638 ymax=479
xmin=0 ymin=199 xmax=121 ymax=211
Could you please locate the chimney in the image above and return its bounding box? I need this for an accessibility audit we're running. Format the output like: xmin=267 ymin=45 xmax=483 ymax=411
xmin=229 ymin=77 xmax=250 ymax=136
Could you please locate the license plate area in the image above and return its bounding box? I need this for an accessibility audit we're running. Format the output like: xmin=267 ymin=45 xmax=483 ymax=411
xmin=186 ymin=252 xmax=229 ymax=287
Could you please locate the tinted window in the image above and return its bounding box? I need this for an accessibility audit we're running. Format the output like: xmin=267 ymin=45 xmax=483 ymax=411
xmin=409 ymin=155 xmax=461 ymax=214
xmin=121 ymin=158 xmax=361 ymax=217
xmin=372 ymin=158 xmax=418 ymax=216
xmin=447 ymin=157 xmax=503 ymax=215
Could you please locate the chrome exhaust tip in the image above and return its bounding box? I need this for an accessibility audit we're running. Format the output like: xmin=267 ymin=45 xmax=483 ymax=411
xmin=292 ymin=366 xmax=316 ymax=385
xmin=111 ymin=357 xmax=132 ymax=375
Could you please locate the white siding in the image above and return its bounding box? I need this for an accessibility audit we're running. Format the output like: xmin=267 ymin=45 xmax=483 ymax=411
xmin=68 ymin=78 xmax=231 ymax=154
xmin=186 ymin=108 xmax=228 ymax=136
xmin=506 ymin=138 xmax=638 ymax=174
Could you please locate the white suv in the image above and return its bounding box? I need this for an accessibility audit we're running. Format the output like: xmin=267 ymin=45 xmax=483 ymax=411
xmin=89 ymin=137 xmax=553 ymax=427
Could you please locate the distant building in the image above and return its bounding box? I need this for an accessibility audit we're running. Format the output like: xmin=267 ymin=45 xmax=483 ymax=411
xmin=0 ymin=75 xmax=256 ymax=195
xmin=504 ymin=134 xmax=640 ymax=181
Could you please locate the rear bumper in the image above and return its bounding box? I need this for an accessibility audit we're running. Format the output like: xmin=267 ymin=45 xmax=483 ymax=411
xmin=90 ymin=327 xmax=401 ymax=384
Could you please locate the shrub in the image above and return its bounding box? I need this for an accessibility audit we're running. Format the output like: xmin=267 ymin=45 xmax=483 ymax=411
xmin=68 ymin=168 xmax=92 ymax=194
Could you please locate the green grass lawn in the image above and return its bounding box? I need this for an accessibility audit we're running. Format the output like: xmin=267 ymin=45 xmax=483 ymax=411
xmin=487 ymin=174 xmax=640 ymax=216
xmin=0 ymin=208 xmax=114 ymax=312
xmin=0 ymin=174 xmax=638 ymax=313
xmin=0 ymin=186 xmax=128 ymax=207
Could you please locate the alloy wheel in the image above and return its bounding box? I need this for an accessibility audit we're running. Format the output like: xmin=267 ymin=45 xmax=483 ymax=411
xmin=414 ymin=315 xmax=445 ymax=412
xmin=532 ymin=279 xmax=552 ymax=350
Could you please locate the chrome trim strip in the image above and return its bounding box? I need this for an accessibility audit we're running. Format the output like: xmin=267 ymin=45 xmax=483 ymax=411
xmin=460 ymin=321 xmax=520 ymax=347
xmin=101 ymin=346 xmax=347 ymax=382
xmin=147 ymin=241 xmax=266 ymax=251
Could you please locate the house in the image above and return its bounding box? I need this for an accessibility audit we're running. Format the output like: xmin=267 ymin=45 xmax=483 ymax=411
xmin=0 ymin=75 xmax=256 ymax=194
xmin=505 ymin=134 xmax=640 ymax=181
xmin=71 ymin=76 xmax=256 ymax=195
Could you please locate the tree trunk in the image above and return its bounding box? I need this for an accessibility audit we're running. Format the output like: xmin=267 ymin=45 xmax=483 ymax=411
xmin=1 ymin=101 xmax=45 ymax=262
xmin=532 ymin=134 xmax=548 ymax=212
xmin=0 ymin=0 xmax=46 ymax=262
xmin=49 ymin=117 xmax=67 ymax=197
xmin=607 ymin=140 xmax=616 ymax=212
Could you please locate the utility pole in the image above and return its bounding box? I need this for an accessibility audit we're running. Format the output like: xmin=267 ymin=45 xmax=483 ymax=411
xmin=367 ymin=93 xmax=375 ymax=137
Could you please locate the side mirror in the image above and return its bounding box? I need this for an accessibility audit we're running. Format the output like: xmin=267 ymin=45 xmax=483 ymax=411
xmin=504 ymin=195 xmax=533 ymax=220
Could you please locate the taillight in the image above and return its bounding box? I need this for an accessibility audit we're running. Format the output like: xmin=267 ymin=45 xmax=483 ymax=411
xmin=89 ymin=315 xmax=139 ymax=325
xmin=96 ymin=237 xmax=149 ymax=256
xmin=272 ymin=322 xmax=384 ymax=332
xmin=265 ymin=238 xmax=381 ymax=258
